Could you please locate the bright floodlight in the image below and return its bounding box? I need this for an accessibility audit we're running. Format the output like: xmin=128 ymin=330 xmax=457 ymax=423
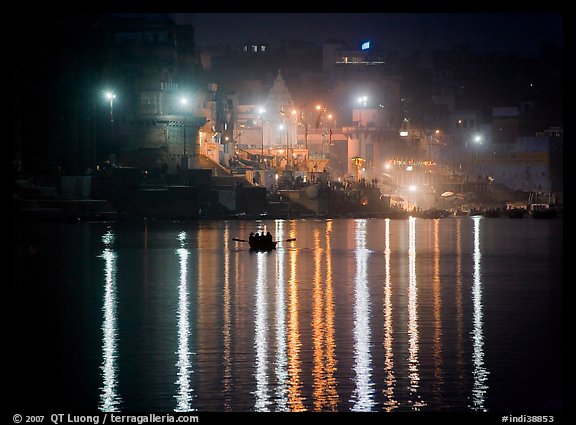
xmin=278 ymin=124 xmax=284 ymax=130
xmin=180 ymin=97 xmax=188 ymax=106
xmin=105 ymin=92 xmax=116 ymax=100
xmin=474 ymin=134 xmax=483 ymax=143
xmin=409 ymin=185 xmax=417 ymax=192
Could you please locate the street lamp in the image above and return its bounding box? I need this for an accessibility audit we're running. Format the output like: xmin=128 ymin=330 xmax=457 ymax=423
xmin=258 ymin=107 xmax=266 ymax=166
xmin=408 ymin=184 xmax=417 ymax=211
xmin=357 ymin=95 xmax=367 ymax=127
xmin=180 ymin=97 xmax=189 ymax=159
xmin=104 ymin=91 xmax=117 ymax=161
xmin=105 ymin=91 xmax=116 ymax=123
xmin=472 ymin=134 xmax=483 ymax=170
xmin=327 ymin=113 xmax=334 ymax=148
xmin=297 ymin=106 xmax=309 ymax=156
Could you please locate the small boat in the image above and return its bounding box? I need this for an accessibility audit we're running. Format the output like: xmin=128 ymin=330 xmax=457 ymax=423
xmin=233 ymin=236 xmax=295 ymax=251
xmin=505 ymin=201 xmax=528 ymax=218
xmin=482 ymin=208 xmax=501 ymax=218
xmin=249 ymin=240 xmax=277 ymax=251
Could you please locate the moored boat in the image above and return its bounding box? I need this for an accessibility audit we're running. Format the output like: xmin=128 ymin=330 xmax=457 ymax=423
xmin=506 ymin=208 xmax=527 ymax=218
xmin=529 ymin=203 xmax=558 ymax=219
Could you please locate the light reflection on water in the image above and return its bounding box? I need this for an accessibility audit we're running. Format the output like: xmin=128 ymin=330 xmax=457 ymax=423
xmin=382 ymin=218 xmax=398 ymax=411
xmin=174 ymin=231 xmax=194 ymax=412
xmin=39 ymin=217 xmax=559 ymax=412
xmin=287 ymin=223 xmax=306 ymax=411
xmin=407 ymin=216 xmax=425 ymax=410
xmin=254 ymin=248 xmax=270 ymax=411
xmin=471 ymin=216 xmax=489 ymax=411
xmin=222 ymin=224 xmax=232 ymax=411
xmin=350 ymin=219 xmax=375 ymax=411
xmin=99 ymin=229 xmax=122 ymax=412
xmin=273 ymin=220 xmax=288 ymax=411
xmin=311 ymin=223 xmax=339 ymax=411
xmin=432 ymin=219 xmax=444 ymax=406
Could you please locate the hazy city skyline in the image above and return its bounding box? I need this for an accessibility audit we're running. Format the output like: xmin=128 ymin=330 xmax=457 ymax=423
xmin=182 ymin=13 xmax=563 ymax=54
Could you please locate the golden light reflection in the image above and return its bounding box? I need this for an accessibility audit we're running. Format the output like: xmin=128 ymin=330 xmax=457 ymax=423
xmin=383 ymin=218 xmax=398 ymax=411
xmin=471 ymin=216 xmax=489 ymax=411
xmin=351 ymin=219 xmax=375 ymax=411
xmin=324 ymin=221 xmax=338 ymax=409
xmin=433 ymin=219 xmax=444 ymax=402
xmin=175 ymin=231 xmax=194 ymax=412
xmin=99 ymin=229 xmax=122 ymax=412
xmin=312 ymin=228 xmax=324 ymax=410
xmin=222 ymin=224 xmax=232 ymax=411
xmin=407 ymin=217 xmax=425 ymax=410
xmin=311 ymin=225 xmax=339 ymax=410
xmin=287 ymin=222 xmax=306 ymax=411
xmin=274 ymin=220 xmax=288 ymax=411
xmin=254 ymin=249 xmax=271 ymax=411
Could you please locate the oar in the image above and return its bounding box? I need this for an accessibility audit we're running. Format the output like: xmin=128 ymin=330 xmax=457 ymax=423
xmin=233 ymin=237 xmax=295 ymax=243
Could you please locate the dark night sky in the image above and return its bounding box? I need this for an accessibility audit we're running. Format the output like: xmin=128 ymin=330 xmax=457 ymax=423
xmin=179 ymin=13 xmax=563 ymax=55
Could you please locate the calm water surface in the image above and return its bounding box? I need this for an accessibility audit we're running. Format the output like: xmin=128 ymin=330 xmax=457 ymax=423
xmin=11 ymin=217 xmax=563 ymax=413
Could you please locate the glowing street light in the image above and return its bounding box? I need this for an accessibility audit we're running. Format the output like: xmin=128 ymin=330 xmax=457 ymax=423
xmin=105 ymin=91 xmax=116 ymax=123
xmin=258 ymin=107 xmax=266 ymax=165
xmin=357 ymin=96 xmax=368 ymax=127
xmin=472 ymin=134 xmax=483 ymax=167
xmin=407 ymin=184 xmax=418 ymax=211
xmin=104 ymin=91 xmax=117 ymax=158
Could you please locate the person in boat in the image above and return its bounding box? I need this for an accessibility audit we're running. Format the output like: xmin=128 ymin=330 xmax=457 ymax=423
xmin=249 ymin=232 xmax=255 ymax=244
xmin=265 ymin=231 xmax=273 ymax=243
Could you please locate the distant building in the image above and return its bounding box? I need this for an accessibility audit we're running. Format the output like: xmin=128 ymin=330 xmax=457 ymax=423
xmin=102 ymin=14 xmax=207 ymax=172
xmin=264 ymin=71 xmax=297 ymax=149
xmin=476 ymin=135 xmax=555 ymax=193
xmin=492 ymin=106 xmax=519 ymax=144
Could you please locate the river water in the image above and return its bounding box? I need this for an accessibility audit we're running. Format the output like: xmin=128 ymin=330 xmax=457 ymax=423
xmin=11 ymin=217 xmax=563 ymax=414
